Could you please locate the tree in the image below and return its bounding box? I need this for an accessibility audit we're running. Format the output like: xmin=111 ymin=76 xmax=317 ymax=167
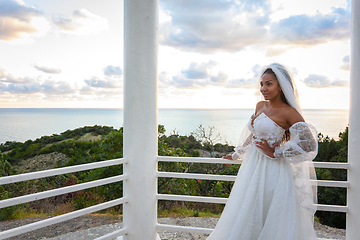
xmin=191 ymin=124 xmax=221 ymax=158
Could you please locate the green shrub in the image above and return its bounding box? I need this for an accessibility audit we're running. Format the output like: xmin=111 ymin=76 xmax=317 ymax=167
xmin=314 ymin=127 xmax=348 ymax=229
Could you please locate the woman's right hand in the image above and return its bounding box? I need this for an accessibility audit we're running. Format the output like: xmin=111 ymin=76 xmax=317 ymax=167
xmin=222 ymin=154 xmax=233 ymax=160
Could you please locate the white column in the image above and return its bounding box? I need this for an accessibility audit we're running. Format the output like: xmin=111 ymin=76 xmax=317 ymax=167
xmin=123 ymin=0 xmax=159 ymax=240
xmin=347 ymin=0 xmax=360 ymax=239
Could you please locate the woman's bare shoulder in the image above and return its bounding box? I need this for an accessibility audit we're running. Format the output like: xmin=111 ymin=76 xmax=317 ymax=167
xmin=283 ymin=107 xmax=304 ymax=125
xmin=255 ymin=101 xmax=267 ymax=112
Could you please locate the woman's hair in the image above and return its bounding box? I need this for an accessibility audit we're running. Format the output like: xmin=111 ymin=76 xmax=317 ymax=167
xmin=263 ymin=68 xmax=275 ymax=76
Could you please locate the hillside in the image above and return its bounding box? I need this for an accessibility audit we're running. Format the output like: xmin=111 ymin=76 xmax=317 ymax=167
xmin=1 ymin=125 xmax=114 ymax=172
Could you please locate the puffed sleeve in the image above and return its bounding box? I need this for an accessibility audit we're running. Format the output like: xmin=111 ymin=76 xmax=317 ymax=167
xmin=232 ymin=118 xmax=254 ymax=160
xmin=273 ymin=122 xmax=318 ymax=162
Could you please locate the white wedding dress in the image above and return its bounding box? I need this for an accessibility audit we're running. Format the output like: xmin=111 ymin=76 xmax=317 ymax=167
xmin=208 ymin=112 xmax=318 ymax=240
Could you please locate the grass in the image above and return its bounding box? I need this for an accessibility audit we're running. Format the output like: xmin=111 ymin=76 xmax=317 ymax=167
xmin=7 ymin=206 xmax=48 ymax=220
xmin=3 ymin=205 xmax=221 ymax=221
xmin=158 ymin=207 xmax=221 ymax=218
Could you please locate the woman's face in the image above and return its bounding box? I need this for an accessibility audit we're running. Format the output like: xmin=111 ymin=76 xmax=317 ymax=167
xmin=260 ymin=73 xmax=281 ymax=100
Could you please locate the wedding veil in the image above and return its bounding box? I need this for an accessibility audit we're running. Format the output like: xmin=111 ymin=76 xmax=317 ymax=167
xmin=256 ymin=63 xmax=302 ymax=116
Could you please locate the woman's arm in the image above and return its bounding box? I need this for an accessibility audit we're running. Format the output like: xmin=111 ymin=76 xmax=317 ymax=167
xmin=273 ymin=122 xmax=318 ymax=162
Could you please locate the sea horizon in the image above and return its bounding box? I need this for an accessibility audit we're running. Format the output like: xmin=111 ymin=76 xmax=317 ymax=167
xmin=0 ymin=108 xmax=349 ymax=145
xmin=0 ymin=107 xmax=350 ymax=110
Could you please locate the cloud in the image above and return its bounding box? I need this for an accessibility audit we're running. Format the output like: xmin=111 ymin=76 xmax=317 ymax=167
xmin=250 ymin=64 xmax=262 ymax=78
xmin=160 ymin=0 xmax=270 ymax=53
xmin=340 ymin=55 xmax=350 ymax=71
xmin=226 ymin=78 xmax=256 ymax=88
xmin=0 ymin=66 xmax=123 ymax=101
xmin=0 ymin=0 xmax=50 ymax=42
xmin=34 ymin=64 xmax=62 ymax=74
xmin=270 ymin=9 xmax=350 ymax=46
xmin=80 ymin=67 xmax=123 ymax=95
xmin=53 ymin=9 xmax=109 ymax=35
xmin=2 ymin=82 xmax=41 ymax=94
xmin=225 ymin=64 xmax=259 ymax=88
xmin=0 ymin=80 xmax=75 ymax=95
xmin=303 ymin=74 xmax=348 ymax=88
xmin=164 ymin=62 xmax=260 ymax=90
xmin=83 ymin=76 xmax=121 ymax=89
xmin=159 ymin=0 xmax=350 ymax=53
xmin=210 ymin=71 xmax=228 ymax=83
xmin=0 ymin=67 xmax=34 ymax=83
xmin=171 ymin=60 xmax=228 ymax=88
xmin=265 ymin=46 xmax=289 ymax=57
xmin=182 ymin=60 xmax=217 ymax=79
xmin=158 ymin=71 xmax=172 ymax=89
xmin=41 ymin=81 xmax=75 ymax=95
xmin=0 ymin=66 xmax=76 ymax=95
xmin=103 ymin=65 xmax=122 ymax=77
xmin=171 ymin=75 xmax=206 ymax=88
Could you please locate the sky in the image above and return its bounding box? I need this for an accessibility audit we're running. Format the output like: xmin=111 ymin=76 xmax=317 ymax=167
xmin=0 ymin=0 xmax=351 ymax=109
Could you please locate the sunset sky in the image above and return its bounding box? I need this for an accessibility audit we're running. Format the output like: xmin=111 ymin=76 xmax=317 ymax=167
xmin=0 ymin=0 xmax=351 ymax=109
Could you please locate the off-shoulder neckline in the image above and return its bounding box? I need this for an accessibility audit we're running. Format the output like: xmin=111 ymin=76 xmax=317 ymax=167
xmin=252 ymin=112 xmax=305 ymax=131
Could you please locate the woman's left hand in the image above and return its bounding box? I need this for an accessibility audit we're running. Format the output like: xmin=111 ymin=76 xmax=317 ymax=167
xmin=255 ymin=139 xmax=276 ymax=158
xmin=222 ymin=154 xmax=233 ymax=160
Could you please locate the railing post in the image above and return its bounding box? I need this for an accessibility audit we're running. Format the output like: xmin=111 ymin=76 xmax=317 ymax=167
xmin=123 ymin=0 xmax=159 ymax=239
xmin=347 ymin=0 xmax=360 ymax=238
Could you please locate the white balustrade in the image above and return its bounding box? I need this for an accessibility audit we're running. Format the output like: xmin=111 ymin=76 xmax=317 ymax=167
xmin=0 ymin=159 xmax=126 ymax=240
xmin=0 ymin=153 xmax=350 ymax=239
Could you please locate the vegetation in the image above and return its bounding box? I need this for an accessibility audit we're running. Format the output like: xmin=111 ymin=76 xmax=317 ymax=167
xmin=0 ymin=124 xmax=349 ymax=229
xmin=0 ymin=124 xmax=233 ymax=221
xmin=0 ymin=152 xmax=16 ymax=220
xmin=314 ymin=127 xmax=348 ymax=229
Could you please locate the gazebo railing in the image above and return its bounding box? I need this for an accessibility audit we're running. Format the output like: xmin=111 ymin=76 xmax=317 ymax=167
xmin=0 ymin=158 xmax=128 ymax=240
xmin=0 ymin=155 xmax=350 ymax=239
xmin=156 ymin=156 xmax=349 ymax=234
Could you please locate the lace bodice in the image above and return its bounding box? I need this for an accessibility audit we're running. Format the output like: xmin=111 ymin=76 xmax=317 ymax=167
xmin=232 ymin=112 xmax=318 ymax=163
xmin=251 ymin=112 xmax=285 ymax=148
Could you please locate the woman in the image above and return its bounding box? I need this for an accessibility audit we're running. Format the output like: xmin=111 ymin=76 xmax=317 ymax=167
xmin=208 ymin=63 xmax=318 ymax=240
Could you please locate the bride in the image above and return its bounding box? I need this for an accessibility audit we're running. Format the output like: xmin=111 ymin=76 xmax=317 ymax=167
xmin=208 ymin=63 xmax=318 ymax=240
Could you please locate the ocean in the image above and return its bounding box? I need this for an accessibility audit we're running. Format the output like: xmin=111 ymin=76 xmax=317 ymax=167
xmin=0 ymin=108 xmax=349 ymax=145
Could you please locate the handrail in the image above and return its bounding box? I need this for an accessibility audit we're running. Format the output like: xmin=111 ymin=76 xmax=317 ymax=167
xmin=157 ymin=156 xmax=242 ymax=164
xmin=315 ymin=180 xmax=348 ymax=188
xmin=313 ymin=162 xmax=349 ymax=169
xmin=157 ymin=194 xmax=227 ymax=204
xmin=0 ymin=175 xmax=127 ymax=209
xmin=157 ymin=171 xmax=236 ymax=181
xmin=316 ymin=204 xmax=348 ymax=213
xmin=157 ymin=223 xmax=213 ymax=234
xmin=157 ymin=194 xmax=348 ymax=213
xmin=0 ymin=197 xmax=127 ymax=240
xmin=0 ymin=157 xmax=127 ymax=185
xmin=157 ymin=171 xmax=348 ymax=188
xmin=158 ymin=156 xmax=349 ymax=169
xmin=94 ymin=227 xmax=128 ymax=240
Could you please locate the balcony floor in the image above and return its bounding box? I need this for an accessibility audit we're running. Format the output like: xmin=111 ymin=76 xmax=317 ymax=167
xmin=40 ymin=217 xmax=345 ymax=240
